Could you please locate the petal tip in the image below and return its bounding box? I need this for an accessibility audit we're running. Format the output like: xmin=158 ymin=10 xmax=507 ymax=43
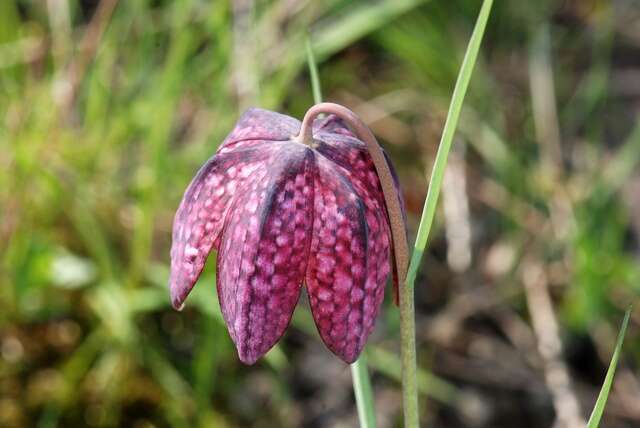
xmin=169 ymin=282 xmax=188 ymax=311
xmin=236 ymin=341 xmax=262 ymax=365
xmin=238 ymin=352 xmax=260 ymax=365
xmin=336 ymin=342 xmax=363 ymax=364
xmin=342 ymin=354 xmax=358 ymax=365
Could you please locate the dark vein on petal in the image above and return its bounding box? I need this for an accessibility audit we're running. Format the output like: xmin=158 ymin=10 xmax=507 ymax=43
xmin=302 ymin=151 xmax=317 ymax=290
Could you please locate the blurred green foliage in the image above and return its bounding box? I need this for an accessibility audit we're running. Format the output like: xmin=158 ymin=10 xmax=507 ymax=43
xmin=1 ymin=0 xmax=639 ymax=427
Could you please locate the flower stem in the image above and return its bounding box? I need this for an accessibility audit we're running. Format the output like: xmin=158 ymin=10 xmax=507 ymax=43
xmin=402 ymin=1 xmax=493 ymax=425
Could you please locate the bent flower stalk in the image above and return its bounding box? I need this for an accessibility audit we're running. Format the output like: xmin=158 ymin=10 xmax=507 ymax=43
xmin=169 ymin=103 xmax=407 ymax=364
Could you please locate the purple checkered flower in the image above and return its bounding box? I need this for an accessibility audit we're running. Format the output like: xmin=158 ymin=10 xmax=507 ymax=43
xmin=169 ymin=104 xmax=406 ymax=364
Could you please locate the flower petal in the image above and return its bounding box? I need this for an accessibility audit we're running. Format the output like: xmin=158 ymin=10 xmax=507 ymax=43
xmin=218 ymin=108 xmax=301 ymax=153
xmin=216 ymin=144 xmax=314 ymax=364
xmin=314 ymin=114 xmax=357 ymax=138
xmin=306 ymin=156 xmax=391 ymax=363
xmin=314 ymin=116 xmax=406 ymax=222
xmin=314 ymin=118 xmax=406 ymax=302
xmin=169 ymin=146 xmax=276 ymax=309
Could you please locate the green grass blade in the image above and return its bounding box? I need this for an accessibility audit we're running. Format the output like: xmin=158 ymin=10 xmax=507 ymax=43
xmin=306 ymin=37 xmax=322 ymax=105
xmin=400 ymin=1 xmax=493 ymax=426
xmin=351 ymin=353 xmax=377 ymax=428
xmin=586 ymin=307 xmax=632 ymax=428
xmin=407 ymin=0 xmax=493 ymax=277
xmin=306 ymin=34 xmax=377 ymax=428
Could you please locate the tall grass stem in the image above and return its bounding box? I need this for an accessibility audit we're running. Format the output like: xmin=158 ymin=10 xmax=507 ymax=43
xmin=400 ymin=0 xmax=493 ymax=426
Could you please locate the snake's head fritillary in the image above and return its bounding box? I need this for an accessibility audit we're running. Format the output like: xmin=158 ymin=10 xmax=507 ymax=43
xmin=169 ymin=105 xmax=406 ymax=364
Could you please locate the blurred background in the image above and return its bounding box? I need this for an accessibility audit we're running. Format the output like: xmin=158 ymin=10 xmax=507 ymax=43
xmin=1 ymin=0 xmax=640 ymax=427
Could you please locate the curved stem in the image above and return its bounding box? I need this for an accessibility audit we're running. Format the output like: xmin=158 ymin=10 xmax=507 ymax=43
xmin=296 ymin=102 xmax=410 ymax=284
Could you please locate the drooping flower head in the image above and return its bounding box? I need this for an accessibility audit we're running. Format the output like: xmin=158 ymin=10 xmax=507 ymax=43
xmin=169 ymin=103 xmax=407 ymax=364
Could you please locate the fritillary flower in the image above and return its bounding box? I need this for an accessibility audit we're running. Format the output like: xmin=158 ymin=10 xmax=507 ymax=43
xmin=169 ymin=103 xmax=408 ymax=364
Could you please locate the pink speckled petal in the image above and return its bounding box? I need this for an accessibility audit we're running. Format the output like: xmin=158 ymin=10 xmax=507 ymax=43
xmin=314 ymin=114 xmax=356 ymax=138
xmin=314 ymin=119 xmax=406 ymax=303
xmin=306 ymin=156 xmax=390 ymax=363
xmin=217 ymin=144 xmax=314 ymax=364
xmin=218 ymin=108 xmax=301 ymax=153
xmin=314 ymin=116 xmax=406 ymax=221
xmin=169 ymin=146 xmax=276 ymax=309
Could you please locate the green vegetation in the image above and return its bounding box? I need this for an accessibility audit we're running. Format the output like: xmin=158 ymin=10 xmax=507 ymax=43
xmin=587 ymin=307 xmax=632 ymax=428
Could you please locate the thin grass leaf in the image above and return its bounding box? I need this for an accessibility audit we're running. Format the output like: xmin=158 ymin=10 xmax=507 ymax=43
xmin=351 ymin=354 xmax=377 ymax=428
xmin=408 ymin=0 xmax=493 ymax=272
xmin=586 ymin=307 xmax=632 ymax=428
xmin=400 ymin=1 xmax=493 ymax=426
xmin=305 ymin=37 xmax=322 ymax=105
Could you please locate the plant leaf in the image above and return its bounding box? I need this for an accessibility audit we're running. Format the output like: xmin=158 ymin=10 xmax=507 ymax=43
xmin=586 ymin=307 xmax=632 ymax=428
